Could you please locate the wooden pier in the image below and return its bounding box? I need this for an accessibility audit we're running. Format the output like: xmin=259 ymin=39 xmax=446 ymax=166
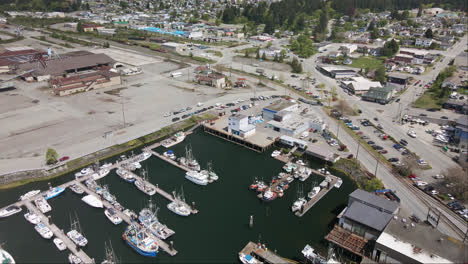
xmin=239 ymin=241 xmax=293 ymax=264
xmin=24 ymin=201 xmax=95 ymax=263
xmin=147 ymin=150 xmax=191 ymax=172
xmin=76 ymin=182 xmax=179 ymax=256
xmin=118 ymin=167 xmax=198 ymax=214
xmin=295 ymin=176 xmax=338 ymax=217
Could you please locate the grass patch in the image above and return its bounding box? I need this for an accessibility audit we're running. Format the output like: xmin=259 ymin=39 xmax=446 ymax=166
xmin=206 ymin=50 xmax=223 ymax=57
xmin=413 ymin=92 xmax=442 ymax=109
xmin=191 ymin=56 xmax=216 ymax=64
xmin=349 ymin=56 xmax=384 ymax=69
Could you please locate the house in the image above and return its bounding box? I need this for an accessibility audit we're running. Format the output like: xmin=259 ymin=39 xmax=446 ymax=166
xmin=228 ymin=114 xmax=256 ymax=138
xmin=325 ymin=190 xmax=399 ymax=259
xmin=341 ymin=76 xmax=382 ymax=95
xmin=415 ymin=38 xmax=433 ymax=48
xmin=401 ymin=39 xmax=415 ymax=46
xmin=394 ymin=54 xmax=413 ymax=65
xmin=82 ymin=24 xmax=105 ymax=32
xmin=317 ymin=66 xmax=357 ymax=79
xmin=361 ymin=85 xmax=396 ymax=104
xmin=387 ymin=73 xmax=411 ymax=85
xmin=194 ymin=65 xmax=212 ymax=74
xmin=267 ymin=109 xmax=325 ymax=137
xmin=328 ymin=51 xmax=342 ymax=58
xmin=195 ymin=73 xmax=226 ymax=88
xmin=259 ymin=48 xmax=281 ymax=58
xmin=234 ymin=78 xmax=246 ymax=88
xmin=372 ymin=217 xmax=467 ymax=263
xmin=339 ymin=44 xmax=358 ymax=54
xmin=443 ymin=100 xmax=468 ymax=114
xmin=398 ymin=30 xmax=410 ymax=37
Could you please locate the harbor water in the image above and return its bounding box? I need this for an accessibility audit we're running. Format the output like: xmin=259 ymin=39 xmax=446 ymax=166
xmin=0 ymin=129 xmax=356 ymax=263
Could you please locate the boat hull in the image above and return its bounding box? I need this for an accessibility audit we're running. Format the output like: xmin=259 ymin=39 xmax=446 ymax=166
xmin=123 ymin=235 xmax=157 ymax=257
xmin=45 ymin=187 xmax=65 ymax=200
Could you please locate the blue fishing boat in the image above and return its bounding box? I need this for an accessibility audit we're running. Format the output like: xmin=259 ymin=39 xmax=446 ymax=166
xmin=122 ymin=224 xmax=158 ymax=257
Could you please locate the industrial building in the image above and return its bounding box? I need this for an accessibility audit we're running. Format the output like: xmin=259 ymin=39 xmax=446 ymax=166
xmin=227 ymin=114 xmax=256 ymax=138
xmin=340 ymin=76 xmax=382 ymax=95
xmin=51 ymin=70 xmax=121 ymax=96
xmin=262 ymin=100 xmax=298 ymax=120
xmin=361 ymin=85 xmax=397 ymax=104
xmin=317 ymin=65 xmax=357 ymax=79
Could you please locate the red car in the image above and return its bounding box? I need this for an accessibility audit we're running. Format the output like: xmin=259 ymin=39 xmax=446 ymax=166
xmin=59 ymin=156 xmax=69 ymax=162
xmin=409 ymin=174 xmax=417 ymax=179
xmin=378 ymin=150 xmax=388 ymax=154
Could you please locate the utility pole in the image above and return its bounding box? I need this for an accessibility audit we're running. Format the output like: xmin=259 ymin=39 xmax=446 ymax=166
xmin=121 ymin=96 xmax=126 ymax=128
xmin=336 ymin=119 xmax=340 ymax=138
xmin=356 ymin=140 xmax=361 ymax=159
xmin=374 ymin=157 xmax=379 ymax=177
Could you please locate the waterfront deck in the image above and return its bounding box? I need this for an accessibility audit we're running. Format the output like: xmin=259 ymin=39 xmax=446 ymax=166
xmin=240 ymin=241 xmax=291 ymax=264
xmin=24 ymin=200 xmax=94 ymax=263
xmin=76 ymin=182 xmax=178 ymax=256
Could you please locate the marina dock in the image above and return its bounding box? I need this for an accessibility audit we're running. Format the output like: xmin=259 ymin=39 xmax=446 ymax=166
xmin=146 ymin=150 xmax=191 ymax=172
xmin=239 ymin=241 xmax=292 ymax=264
xmin=117 ymin=167 xmax=198 ymax=214
xmin=76 ymin=182 xmax=179 ymax=256
xmin=295 ymin=176 xmax=338 ymax=217
xmin=24 ymin=201 xmax=94 ymax=263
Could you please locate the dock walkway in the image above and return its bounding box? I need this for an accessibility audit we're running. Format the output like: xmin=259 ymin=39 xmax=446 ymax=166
xmin=24 ymin=201 xmax=94 ymax=263
xmin=240 ymin=241 xmax=291 ymax=264
xmin=76 ymin=182 xmax=178 ymax=256
xmin=147 ymin=150 xmax=191 ymax=172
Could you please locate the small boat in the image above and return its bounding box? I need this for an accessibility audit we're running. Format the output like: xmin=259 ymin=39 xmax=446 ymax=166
xmin=122 ymin=225 xmax=158 ymax=257
xmin=113 ymin=202 xmax=124 ymax=212
xmin=34 ymin=223 xmax=53 ymax=239
xmin=271 ymin=150 xmax=281 ymax=157
xmin=262 ymin=189 xmax=277 ymax=202
xmin=334 ymin=178 xmax=343 ymax=188
xmin=44 ymin=186 xmax=66 ymax=200
xmin=185 ymin=170 xmax=209 ymax=185
xmin=161 ymin=132 xmax=185 ymax=148
xmin=34 ymin=197 xmax=51 ymax=213
xmin=256 ymin=182 xmax=267 ymax=192
xmin=53 ymin=238 xmax=66 ymax=251
xmin=296 ymin=160 xmax=305 ymax=166
xmin=302 ymin=244 xmax=327 ymax=264
xmin=69 ymin=184 xmax=84 ymax=194
xmin=19 ymin=190 xmax=40 ymax=201
xmin=163 ymin=150 xmax=176 ymax=160
xmin=0 ymin=247 xmax=15 ymax=264
xmin=75 ymin=167 xmax=93 ymax=178
xmin=135 ymin=180 xmax=156 ymax=196
xmin=239 ymin=253 xmax=261 ymax=264
xmin=68 ymin=253 xmax=83 ymax=264
xmin=101 ymin=186 xmax=116 ymax=204
xmin=291 ymin=197 xmax=307 ymax=212
xmin=93 ymin=169 xmax=110 ymax=180
xmin=287 ymin=177 xmax=294 ymax=183
xmin=67 ymin=229 xmax=88 ymax=247
xmin=138 ymin=152 xmax=152 ymax=162
xmin=100 ymin=163 xmax=113 ymax=169
xmin=81 ymin=195 xmax=103 ymax=208
xmin=167 ymin=190 xmax=191 ymax=216
xmin=105 ymin=208 xmax=122 ymax=225
xmin=0 ymin=205 xmax=22 ymax=218
xmin=24 ymin=212 xmax=41 ymax=224
xmin=116 ymin=168 xmax=135 ymax=183
xmin=308 ymin=187 xmax=321 ymax=199
xmin=132 ymin=161 xmax=141 ymax=169
xmin=249 ymin=180 xmax=259 ymax=190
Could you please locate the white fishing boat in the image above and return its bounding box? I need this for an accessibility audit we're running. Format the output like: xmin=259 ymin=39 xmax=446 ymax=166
xmin=179 ymin=146 xmax=201 ymax=171
xmin=69 ymin=184 xmax=84 ymax=194
xmin=138 ymin=202 xmax=175 ymax=240
xmin=291 ymin=197 xmax=307 ymax=212
xmin=334 ymin=178 xmax=343 ymax=188
xmin=75 ymin=167 xmax=93 ymax=178
xmin=161 ymin=132 xmax=186 ymax=148
xmin=167 ymin=190 xmax=191 ymax=216
xmin=132 ymin=161 xmax=141 ymax=169
xmin=53 ymin=238 xmax=66 ymax=251
xmin=68 ymin=253 xmax=82 ymax=264
xmin=239 ymin=253 xmax=261 ymax=264
xmin=34 ymin=223 xmax=53 ymax=239
xmin=185 ymin=170 xmax=209 ymax=185
xmin=19 ymin=190 xmax=40 ymax=201
xmin=116 ymin=168 xmax=135 ymax=183
xmin=163 ymin=151 xmax=176 ymax=160
xmin=104 ymin=208 xmax=122 ymax=225
xmin=100 ymin=163 xmax=113 ymax=169
xmin=308 ymin=187 xmax=321 ymax=199
xmin=34 ymin=197 xmax=51 ymax=213
xmin=0 ymin=246 xmax=15 ymax=264
xmin=136 ymin=151 xmax=151 ymax=162
xmin=81 ymin=195 xmax=103 ymax=208
xmin=0 ymin=205 xmax=22 ymax=218
xmin=24 ymin=211 xmax=41 ymax=224
xmin=135 ymin=169 xmax=156 ymax=196
xmin=93 ymin=169 xmax=110 ymax=180
xmin=100 ymin=186 xmax=116 ymax=204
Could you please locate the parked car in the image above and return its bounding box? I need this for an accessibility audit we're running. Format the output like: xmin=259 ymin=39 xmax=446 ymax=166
xmin=400 ymin=139 xmax=408 ymax=146
xmin=388 ymin=157 xmax=399 ymax=162
xmin=59 ymin=156 xmax=69 ymax=162
xmin=433 ymin=174 xmax=445 ymax=179
xmin=416 ymin=181 xmax=428 ymax=186
xmin=172 ymin=117 xmax=180 ymax=122
xmin=378 ymin=150 xmax=388 ymax=154
xmin=441 ymin=116 xmax=448 ymax=119
xmin=372 ymin=145 xmax=383 ymax=150
xmin=419 ymin=113 xmax=427 ymax=117
xmin=367 ymin=141 xmax=375 ymax=145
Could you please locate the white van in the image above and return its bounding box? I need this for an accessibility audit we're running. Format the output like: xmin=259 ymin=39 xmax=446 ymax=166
xmin=171 ymin=72 xmax=183 ymax=78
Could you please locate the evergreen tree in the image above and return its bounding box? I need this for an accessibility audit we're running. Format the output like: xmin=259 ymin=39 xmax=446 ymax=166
xmin=261 ymin=52 xmax=266 ymax=60
xmin=76 ymin=21 xmax=84 ymax=33
xmin=374 ymin=66 xmax=386 ymax=83
xmin=425 ymin=28 xmax=433 ymax=39
xmin=273 ymin=53 xmax=279 ymax=62
xmin=256 ymin=49 xmax=260 ymax=59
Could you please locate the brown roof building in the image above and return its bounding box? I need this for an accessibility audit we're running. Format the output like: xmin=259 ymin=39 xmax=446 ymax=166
xmin=51 ymin=70 xmax=121 ymax=96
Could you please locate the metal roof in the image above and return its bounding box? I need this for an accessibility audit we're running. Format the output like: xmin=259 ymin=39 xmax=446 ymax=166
xmin=343 ymin=201 xmax=393 ymax=231
xmin=349 ymin=189 xmax=399 ymax=213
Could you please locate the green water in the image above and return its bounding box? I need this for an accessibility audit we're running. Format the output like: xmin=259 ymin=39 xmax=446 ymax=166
xmin=0 ymin=129 xmax=356 ymax=263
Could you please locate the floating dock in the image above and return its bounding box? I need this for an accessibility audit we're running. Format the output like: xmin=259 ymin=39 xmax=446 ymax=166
xmin=76 ymin=182 xmax=178 ymax=256
xmin=239 ymin=241 xmax=293 ymax=264
xmin=24 ymin=201 xmax=94 ymax=263
xmin=147 ymin=150 xmax=191 ymax=172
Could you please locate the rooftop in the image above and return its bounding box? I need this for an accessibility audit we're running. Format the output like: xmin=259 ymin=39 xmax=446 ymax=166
xmin=268 ymin=114 xmax=307 ymax=132
xmin=343 ymin=201 xmax=394 ymax=231
xmin=349 ymin=189 xmax=399 ymax=213
xmin=229 ymin=114 xmax=247 ymax=121
xmin=263 ymin=100 xmax=296 ymax=112
xmin=377 ymin=218 xmax=468 ymax=263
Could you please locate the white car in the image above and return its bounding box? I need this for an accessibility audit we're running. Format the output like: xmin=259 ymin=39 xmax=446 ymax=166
xmin=416 ymin=181 xmax=428 ymax=186
xmin=417 ymin=159 xmax=428 ymax=165
xmin=407 ymin=130 xmax=417 ymax=138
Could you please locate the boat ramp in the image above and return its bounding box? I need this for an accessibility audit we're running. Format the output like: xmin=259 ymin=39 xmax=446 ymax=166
xmin=239 ymin=241 xmax=293 ymax=264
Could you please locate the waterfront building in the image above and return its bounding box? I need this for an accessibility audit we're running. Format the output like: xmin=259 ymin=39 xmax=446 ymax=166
xmin=262 ymin=101 xmax=298 ymax=120
xmin=227 ymin=114 xmax=256 ymax=138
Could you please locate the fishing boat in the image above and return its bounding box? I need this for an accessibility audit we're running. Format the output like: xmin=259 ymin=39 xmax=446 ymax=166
xmin=163 ymin=150 xmax=176 ymax=160
xmin=34 ymin=197 xmax=51 ymax=213
xmin=100 ymin=163 xmax=113 ymax=169
xmin=0 ymin=205 xmax=22 ymax=218
xmin=271 ymin=150 xmax=281 ymax=158
xmin=122 ymin=224 xmax=158 ymax=257
xmin=75 ymin=167 xmax=93 ymax=178
xmin=0 ymin=246 xmax=15 ymax=264
xmin=24 ymin=211 xmax=41 ymax=224
xmin=161 ymin=132 xmax=185 ymax=148
xmin=53 ymin=238 xmax=66 ymax=251
xmin=179 ymin=146 xmax=200 ymax=171
xmin=334 ymin=178 xmax=343 ymax=188
xmin=67 ymin=215 xmax=88 ymax=247
xmin=101 ymin=186 xmax=117 ymax=204
xmin=301 ymin=244 xmax=327 ymax=264
xmin=292 ymin=197 xmax=307 ymax=212
xmin=101 ymin=241 xmax=118 ymax=264
xmin=167 ymin=190 xmax=191 ymax=216
xmin=123 ymin=209 xmax=138 ymax=219
xmin=249 ymin=179 xmax=259 ymax=190
xmin=68 ymin=253 xmax=82 ymax=264
xmin=105 ymin=208 xmax=122 ymax=225
xmin=308 ymin=187 xmax=321 ymax=199
xmin=297 ymin=167 xmax=312 ymax=182
xmin=44 ymin=186 xmax=66 ymax=200
xmin=262 ymin=189 xmax=277 ymax=202
xmin=138 ymin=151 xmax=152 ymax=162
xmin=239 ymin=253 xmax=261 ymax=264
xmin=135 ymin=169 xmax=156 ymax=195
xmin=34 ymin=223 xmax=53 ymax=239
xmin=116 ymin=168 xmax=135 ymax=183
xmin=138 ymin=201 xmax=175 ymax=240
xmin=81 ymin=195 xmax=103 ymax=208
xmin=69 ymin=184 xmax=84 ymax=194
xmin=206 ymin=161 xmax=218 ymax=182
xmin=93 ymin=169 xmax=110 ymax=180
xmin=19 ymin=190 xmax=40 ymax=201
xmin=132 ymin=161 xmax=141 ymax=169
xmin=185 ymin=170 xmax=209 ymax=185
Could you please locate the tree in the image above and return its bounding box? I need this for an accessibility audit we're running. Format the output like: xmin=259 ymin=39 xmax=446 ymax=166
xmin=290 ymin=57 xmax=302 ymax=73
xmin=103 ymin=42 xmax=110 ymax=48
xmin=119 ymin=1 xmax=128 ymax=9
xmin=374 ymin=66 xmax=386 ymax=83
xmin=279 ymin=50 xmax=285 ymax=63
xmin=425 ymin=28 xmax=433 ymax=39
xmin=46 ymin=148 xmax=58 ymax=165
xmin=364 ymin=178 xmax=384 ymax=192
xmin=443 ymin=167 xmax=468 ymax=202
xmin=417 ymin=5 xmax=423 ymax=17
xmin=256 ymin=49 xmax=260 ymax=59
xmin=244 ymin=49 xmax=250 ymax=58
xmin=76 ymin=21 xmax=84 ymax=33
xmin=189 ymin=52 xmax=193 ymax=57
xmin=261 ymin=52 xmax=266 ymax=60
xmin=273 ymin=53 xmax=279 ymax=62
xmin=370 ymin=28 xmax=379 ymax=39
xmin=381 ymin=39 xmax=399 ymax=57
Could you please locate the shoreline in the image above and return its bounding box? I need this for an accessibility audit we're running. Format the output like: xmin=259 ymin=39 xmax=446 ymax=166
xmin=0 ymin=115 xmax=212 ymax=190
